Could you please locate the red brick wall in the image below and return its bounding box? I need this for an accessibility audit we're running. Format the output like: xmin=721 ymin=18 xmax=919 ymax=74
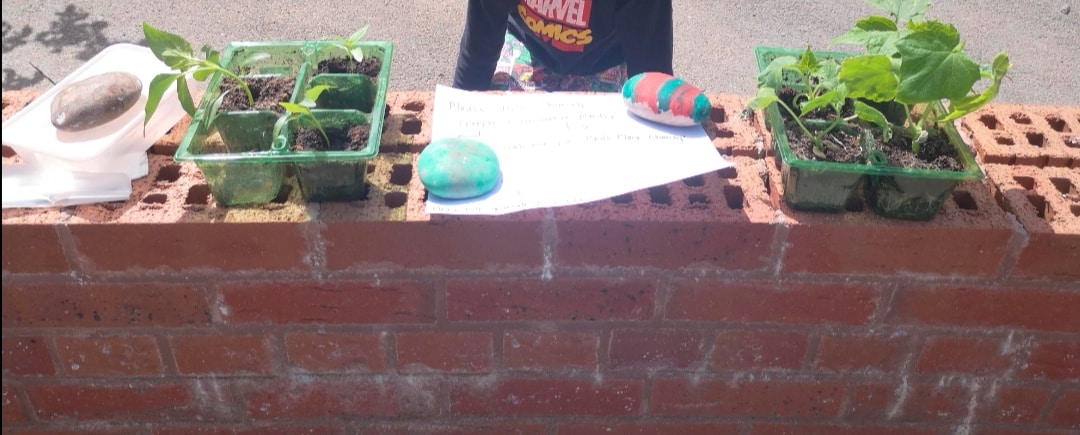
xmin=3 ymin=90 xmax=1078 ymax=434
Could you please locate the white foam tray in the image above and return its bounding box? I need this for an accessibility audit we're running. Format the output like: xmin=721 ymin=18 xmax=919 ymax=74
xmin=2 ymin=43 xmax=196 ymax=179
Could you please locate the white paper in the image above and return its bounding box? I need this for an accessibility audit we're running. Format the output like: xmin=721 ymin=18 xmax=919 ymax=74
xmin=426 ymin=85 xmax=733 ymax=215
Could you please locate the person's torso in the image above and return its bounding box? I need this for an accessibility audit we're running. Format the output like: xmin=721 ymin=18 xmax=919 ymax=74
xmin=507 ymin=0 xmax=624 ymax=75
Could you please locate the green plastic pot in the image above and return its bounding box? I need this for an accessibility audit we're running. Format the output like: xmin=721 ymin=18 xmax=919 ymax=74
xmin=754 ymin=46 xmax=984 ymax=219
xmin=307 ymin=42 xmax=393 ymax=113
xmin=283 ymin=109 xmax=379 ymax=202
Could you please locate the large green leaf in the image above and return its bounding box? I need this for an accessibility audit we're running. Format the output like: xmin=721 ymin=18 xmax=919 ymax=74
xmin=865 ymin=0 xmax=929 ymax=24
xmin=895 ymin=22 xmax=980 ymax=103
xmin=839 ymin=54 xmax=898 ymax=102
xmin=833 ymin=15 xmax=902 ymax=55
xmin=940 ymin=52 xmax=1011 ymax=121
xmin=142 ymin=22 xmax=192 ymax=65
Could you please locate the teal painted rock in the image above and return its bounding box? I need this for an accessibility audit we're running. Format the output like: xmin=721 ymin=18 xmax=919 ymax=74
xmin=622 ymin=72 xmax=710 ymax=127
xmin=418 ymin=138 xmax=501 ymax=199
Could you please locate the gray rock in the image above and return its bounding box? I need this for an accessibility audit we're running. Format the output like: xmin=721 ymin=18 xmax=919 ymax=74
xmin=50 ymin=71 xmax=142 ymax=131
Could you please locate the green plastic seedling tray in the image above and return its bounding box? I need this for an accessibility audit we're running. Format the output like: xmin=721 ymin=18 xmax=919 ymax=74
xmin=754 ymin=46 xmax=984 ymax=217
xmin=175 ymin=40 xmax=393 ymax=205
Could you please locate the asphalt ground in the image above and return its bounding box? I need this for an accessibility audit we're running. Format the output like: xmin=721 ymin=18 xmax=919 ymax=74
xmin=2 ymin=0 xmax=1077 ymax=105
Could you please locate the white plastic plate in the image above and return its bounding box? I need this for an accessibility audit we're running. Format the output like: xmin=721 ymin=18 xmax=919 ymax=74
xmin=1 ymin=43 xmax=196 ymax=179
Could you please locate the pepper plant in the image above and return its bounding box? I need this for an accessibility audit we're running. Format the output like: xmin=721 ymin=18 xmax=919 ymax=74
xmin=142 ymin=23 xmax=266 ymax=130
xmin=324 ymin=25 xmax=370 ymax=69
xmin=272 ymin=85 xmax=333 ymax=148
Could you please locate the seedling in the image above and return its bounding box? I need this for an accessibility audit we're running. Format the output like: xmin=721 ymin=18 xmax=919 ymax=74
xmin=141 ymin=23 xmax=264 ymax=129
xmin=747 ymin=47 xmax=884 ymax=159
xmin=272 ymin=85 xmax=333 ymax=148
xmin=834 ymin=0 xmax=1010 ymax=152
xmin=325 ymin=25 xmax=369 ymax=69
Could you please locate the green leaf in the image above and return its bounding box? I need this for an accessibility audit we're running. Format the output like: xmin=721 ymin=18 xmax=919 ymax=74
xmin=833 ymin=15 xmax=902 ymax=55
xmin=894 ymin=22 xmax=980 ymax=103
xmin=144 ymin=73 xmax=181 ymax=126
xmin=756 ymin=56 xmax=798 ymax=90
xmin=747 ymin=87 xmax=780 ymax=110
xmin=350 ymin=46 xmax=366 ymax=63
xmin=801 ymin=89 xmax=844 ymax=115
xmin=279 ymin=102 xmax=308 ymax=114
xmin=796 ymin=47 xmax=820 ymax=76
xmin=812 ymin=59 xmax=842 ymax=91
xmin=854 ymin=101 xmax=893 ymax=141
xmin=940 ymin=52 xmax=1010 ymax=121
xmin=176 ymin=78 xmax=196 ymax=115
xmin=865 ymin=0 xmax=929 ymax=24
xmin=839 ymin=54 xmax=898 ymax=102
xmin=349 ymin=25 xmax=369 ymax=42
xmin=142 ymin=22 xmax=192 ymax=64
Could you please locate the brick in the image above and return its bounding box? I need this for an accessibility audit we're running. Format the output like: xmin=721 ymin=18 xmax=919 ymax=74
xmin=608 ymin=328 xmax=708 ymax=371
xmin=892 ymin=380 xmax=970 ymax=423
xmin=2 ymin=384 xmax=30 ymax=425
xmin=27 ymin=383 xmax=194 ymax=421
xmin=711 ymin=330 xmax=809 ymax=370
xmin=1046 ymin=389 xmax=1080 ymax=428
xmin=503 ymin=330 xmax=598 ymax=371
xmin=284 ymin=332 xmax=386 ymax=372
xmin=380 ymin=90 xmax=434 ymax=153
xmin=553 ymin=157 xmax=775 ymax=271
xmin=983 ymin=164 xmax=1080 ymax=280
xmin=2 ymin=89 xmax=42 ymax=120
xmin=241 ymin=377 xmax=440 ymax=419
xmin=2 ymin=282 xmax=211 ymax=328
xmin=558 ymin=422 xmax=741 ymax=435
xmin=915 ymin=335 xmax=1014 ymax=375
xmin=446 ymin=278 xmax=654 ymax=321
xmin=1020 ymin=340 xmax=1080 ymax=380
xmin=667 ymin=281 xmax=878 ymax=325
xmin=961 ymin=104 xmax=1080 ymax=169
xmin=236 ymin=427 xmax=349 ymax=435
xmin=54 ymin=335 xmax=164 ymax=376
xmin=751 ymin=424 xmax=935 ymax=435
xmin=555 ymin=221 xmax=773 ymax=270
xmin=396 ymin=332 xmax=492 ymax=373
xmin=451 ymin=378 xmax=641 ymax=416
xmin=650 ymin=378 xmax=844 ymax=417
xmin=782 ymin=221 xmax=1011 ymax=276
xmin=153 ymin=428 xmax=236 ymax=435
xmin=2 ymin=336 xmax=54 ymax=376
xmin=842 ymin=383 xmax=895 ymax=421
xmin=703 ymin=94 xmax=761 ymax=158
xmin=980 ymin=385 xmax=1052 ymax=424
xmin=171 ymin=335 xmax=272 ymax=375
xmin=814 ymin=333 xmax=911 ymax=373
xmin=888 ymin=287 xmax=1080 ymax=332
xmin=68 ymin=222 xmax=310 ymax=272
xmin=379 ymin=423 xmax=547 ymax=435
xmin=220 ymin=280 xmax=435 ymax=325
xmin=322 ymin=220 xmax=543 ymax=270
xmin=2 ymin=224 xmax=69 ymax=273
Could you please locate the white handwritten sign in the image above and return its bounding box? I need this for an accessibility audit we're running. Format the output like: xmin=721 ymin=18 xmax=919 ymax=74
xmin=426 ymin=85 xmax=734 ymax=215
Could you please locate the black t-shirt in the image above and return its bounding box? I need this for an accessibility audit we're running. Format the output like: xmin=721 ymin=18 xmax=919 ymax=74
xmin=453 ymin=0 xmax=674 ymax=90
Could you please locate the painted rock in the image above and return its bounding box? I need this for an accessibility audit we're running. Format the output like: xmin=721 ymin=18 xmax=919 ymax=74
xmin=418 ymin=138 xmax=501 ymax=199
xmin=50 ymin=71 xmax=142 ymax=131
xmin=622 ymin=72 xmax=710 ymax=127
